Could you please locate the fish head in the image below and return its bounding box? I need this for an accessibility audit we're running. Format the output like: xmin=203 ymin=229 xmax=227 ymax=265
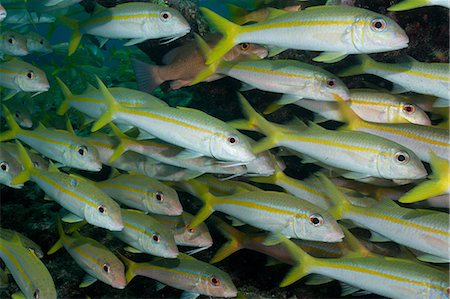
xmin=224 ymin=43 xmax=269 ymax=62
xmin=352 ymin=14 xmax=409 ymax=52
xmin=316 ymin=72 xmax=350 ymax=102
xmin=144 ymin=186 xmax=183 ymax=215
xmin=7 ymin=103 xmax=33 ymax=128
xmin=141 ymin=227 xmax=179 ymax=258
xmin=27 ymin=282 xmax=57 ymax=299
xmin=199 ymin=267 xmax=237 ymax=298
xmin=398 ymin=103 xmax=431 ymax=125
xmin=64 ymin=141 xmax=102 ymax=171
xmin=0 ymin=147 xmax=23 ymax=188
xmin=1 ymin=31 xmax=28 ymax=56
xmin=146 ymin=7 xmax=190 ymax=41
xmin=176 ymin=213 xmax=213 ymax=247
xmin=16 ymin=65 xmax=49 ymax=92
xmin=0 ymin=5 xmax=6 ymax=22
xmin=94 ymin=254 xmax=126 ymax=289
xmin=26 ymin=33 xmax=53 ymax=54
xmin=294 ymin=208 xmax=344 ymax=242
xmin=377 ymin=146 xmax=427 ymax=180
xmin=83 ymin=195 xmax=124 ymax=231
xmin=210 ymin=131 xmax=256 ymax=163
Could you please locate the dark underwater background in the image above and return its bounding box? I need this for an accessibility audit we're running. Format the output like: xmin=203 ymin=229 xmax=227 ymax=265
xmin=1 ymin=0 xmax=448 ymax=298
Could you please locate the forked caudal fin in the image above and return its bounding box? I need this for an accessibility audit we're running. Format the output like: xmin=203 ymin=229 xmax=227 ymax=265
xmin=399 ymin=151 xmax=449 ymax=203
xmin=56 ymin=77 xmax=74 ymax=115
xmin=0 ymin=105 xmax=23 ymax=142
xmin=236 ymin=93 xmax=282 ymax=154
xmin=185 ymin=180 xmax=219 ymax=230
xmin=58 ymin=16 xmax=82 ymax=56
xmin=209 ymin=216 xmax=246 ymax=264
xmin=199 ymin=7 xmax=241 ymax=65
xmin=91 ymin=76 xmax=123 ymax=132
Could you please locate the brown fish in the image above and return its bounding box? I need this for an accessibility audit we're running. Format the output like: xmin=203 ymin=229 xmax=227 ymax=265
xmin=131 ymin=34 xmax=268 ymax=92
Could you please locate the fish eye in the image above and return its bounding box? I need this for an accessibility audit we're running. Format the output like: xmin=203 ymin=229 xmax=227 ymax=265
xmin=39 ymin=40 xmax=44 ymax=45
xmin=370 ymin=18 xmax=386 ymax=31
xmin=77 ymin=145 xmax=88 ymax=156
xmin=227 ymin=136 xmax=239 ymax=145
xmin=102 ymin=263 xmax=110 ymax=273
xmin=394 ymin=151 xmax=409 ymax=164
xmin=209 ymin=276 xmax=221 ymax=286
xmin=240 ymin=43 xmax=249 ymax=51
xmin=152 ymin=234 xmax=160 ymax=243
xmin=326 ymin=78 xmax=336 ymax=88
xmin=8 ymin=36 xmax=15 ymax=44
xmin=26 ymin=71 xmax=35 ymax=79
xmin=0 ymin=161 xmax=9 ymax=172
xmin=309 ymin=214 xmax=324 ymax=226
xmin=155 ymin=191 xmax=164 ymax=202
xmin=33 ymin=289 xmax=39 ymax=299
xmin=160 ymin=11 xmax=172 ymax=21
xmin=402 ymin=104 xmax=415 ymax=114
xmin=14 ymin=111 xmax=20 ymax=118
xmin=98 ymin=205 xmax=107 ymax=214
xmin=185 ymin=224 xmax=196 ymax=233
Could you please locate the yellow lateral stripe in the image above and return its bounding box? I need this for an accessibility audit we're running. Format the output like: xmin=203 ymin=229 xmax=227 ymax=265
xmin=124 ymin=221 xmax=149 ymax=235
xmin=0 ymin=68 xmax=27 ymax=76
xmin=287 ymin=134 xmax=389 ymax=156
xmin=350 ymin=99 xmax=402 ymax=109
xmin=97 ymin=182 xmax=147 ymax=196
xmin=218 ymin=199 xmax=308 ymax=219
xmin=364 ymin=124 xmax=449 ymax=148
xmin=245 ymin=19 xmax=358 ymax=32
xmin=37 ymin=172 xmax=97 ymax=208
xmin=140 ymin=263 xmax=207 ymax=280
xmin=0 ymin=243 xmax=32 ymax=285
xmin=282 ymin=175 xmax=328 ymax=199
xmin=65 ymin=238 xmax=104 ymax=268
xmin=372 ymin=63 xmax=449 ymax=81
xmin=354 ymin=209 xmax=448 ymax=236
xmin=21 ymin=131 xmax=78 ymax=149
xmin=230 ymin=64 xmax=314 ymax=80
xmin=88 ymin=140 xmax=114 ymax=149
xmin=324 ymin=262 xmax=445 ymax=290
xmin=84 ymin=13 xmax=160 ymax=26
xmin=124 ymin=109 xmax=226 ymax=138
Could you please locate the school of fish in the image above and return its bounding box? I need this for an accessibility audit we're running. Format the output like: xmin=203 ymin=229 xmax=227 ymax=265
xmin=0 ymin=0 xmax=448 ymax=298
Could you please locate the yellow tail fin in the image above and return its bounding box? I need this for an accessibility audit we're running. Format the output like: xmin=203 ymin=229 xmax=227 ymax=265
xmin=399 ymin=152 xmax=448 ymax=203
xmin=200 ymin=7 xmax=241 ymax=65
xmin=59 ymin=16 xmax=81 ymax=56
xmin=209 ymin=216 xmax=245 ymax=263
xmin=0 ymin=105 xmax=22 ymax=141
xmin=185 ymin=180 xmax=219 ymax=229
xmin=47 ymin=217 xmax=66 ymax=255
xmin=10 ymin=141 xmax=34 ymax=186
xmin=237 ymin=93 xmax=281 ymax=153
xmin=56 ymin=77 xmax=73 ymax=115
xmin=269 ymin=233 xmax=315 ymax=287
xmin=108 ymin=123 xmax=131 ymax=163
xmin=315 ymin=172 xmax=350 ymax=220
xmin=334 ymin=94 xmax=365 ymax=131
xmin=91 ymin=76 xmax=122 ymax=132
xmin=118 ymin=253 xmax=137 ymax=284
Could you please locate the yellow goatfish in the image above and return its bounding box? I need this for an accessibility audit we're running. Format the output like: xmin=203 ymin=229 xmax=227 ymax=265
xmin=200 ymin=5 xmax=408 ymax=65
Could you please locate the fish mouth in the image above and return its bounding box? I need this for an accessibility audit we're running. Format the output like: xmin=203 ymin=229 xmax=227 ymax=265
xmin=324 ymin=231 xmax=345 ymax=242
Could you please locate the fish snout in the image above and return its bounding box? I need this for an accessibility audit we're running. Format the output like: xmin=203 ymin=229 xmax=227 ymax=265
xmin=324 ymin=230 xmax=345 ymax=243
